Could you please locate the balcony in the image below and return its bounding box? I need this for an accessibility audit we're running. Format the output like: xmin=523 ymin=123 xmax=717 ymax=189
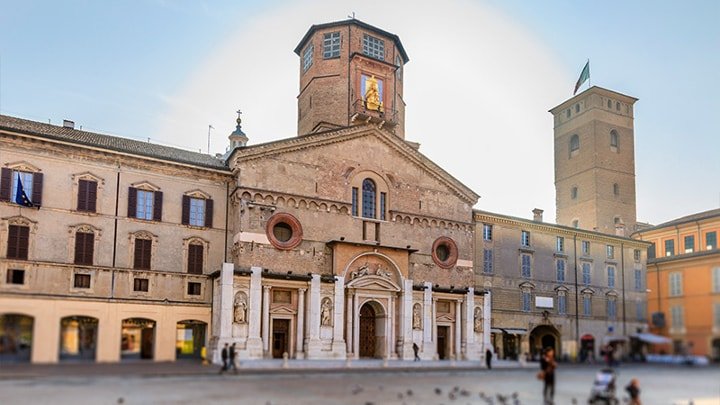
xmin=350 ymin=99 xmax=398 ymax=129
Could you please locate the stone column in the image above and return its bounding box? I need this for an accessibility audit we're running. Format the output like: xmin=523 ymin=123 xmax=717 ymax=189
xmin=400 ymin=279 xmax=414 ymax=359
xmin=332 ymin=276 xmax=346 ymax=358
xmin=483 ymin=290 xmax=492 ymax=353
xmin=211 ymin=263 xmax=234 ymax=363
xmin=423 ymin=281 xmax=433 ymax=359
xmin=296 ymin=288 xmax=306 ymax=358
xmin=346 ymin=289 xmax=354 ymax=355
xmin=387 ymin=295 xmax=395 ymax=359
xmin=353 ymin=291 xmax=360 ymax=358
xmin=465 ymin=287 xmax=479 ymax=360
xmin=305 ymin=274 xmax=322 ymax=357
xmin=455 ymin=299 xmax=462 ymax=360
xmin=262 ymin=285 xmax=271 ymax=355
xmin=246 ymin=266 xmax=263 ymax=358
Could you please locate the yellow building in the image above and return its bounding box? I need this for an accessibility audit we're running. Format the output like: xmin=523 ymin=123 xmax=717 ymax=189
xmin=633 ymin=209 xmax=720 ymax=360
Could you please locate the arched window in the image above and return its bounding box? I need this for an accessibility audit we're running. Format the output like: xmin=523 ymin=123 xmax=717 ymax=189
xmin=613 ymin=183 xmax=620 ymax=196
xmin=361 ymin=178 xmax=376 ymax=218
xmin=571 ymin=186 xmax=578 ymax=200
xmin=610 ymin=130 xmax=618 ymax=148
xmin=607 ymin=99 xmax=612 ymax=108
xmin=616 ymin=101 xmax=621 ymax=111
xmin=570 ymin=134 xmax=580 ymax=153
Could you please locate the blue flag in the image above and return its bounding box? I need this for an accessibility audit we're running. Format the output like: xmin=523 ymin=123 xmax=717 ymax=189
xmin=14 ymin=175 xmax=34 ymax=207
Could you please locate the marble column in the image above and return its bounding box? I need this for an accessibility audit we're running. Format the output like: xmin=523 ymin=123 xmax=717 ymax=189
xmin=387 ymin=295 xmax=395 ymax=359
xmin=246 ymin=266 xmax=263 ymax=358
xmin=400 ymin=279 xmax=414 ymax=359
xmin=353 ymin=292 xmax=360 ymax=358
xmin=483 ymin=289 xmax=492 ymax=353
xmin=465 ymin=287 xmax=479 ymax=360
xmin=455 ymin=299 xmax=462 ymax=360
xmin=262 ymin=285 xmax=271 ymax=355
xmin=346 ymin=289 xmax=354 ymax=355
xmin=305 ymin=274 xmax=322 ymax=357
xmin=296 ymin=288 xmax=306 ymax=358
xmin=332 ymin=276 xmax=346 ymax=357
xmin=422 ymin=281 xmax=433 ymax=359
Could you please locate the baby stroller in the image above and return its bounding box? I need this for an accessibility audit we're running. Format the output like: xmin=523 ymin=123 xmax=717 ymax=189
xmin=588 ymin=368 xmax=618 ymax=404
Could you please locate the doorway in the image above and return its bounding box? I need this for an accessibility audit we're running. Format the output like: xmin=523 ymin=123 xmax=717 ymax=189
xmin=437 ymin=326 xmax=449 ymax=360
xmin=0 ymin=314 xmax=33 ymax=363
xmin=59 ymin=316 xmax=98 ymax=362
xmin=272 ymin=319 xmax=290 ymax=359
xmin=359 ymin=304 xmax=377 ymax=358
xmin=121 ymin=318 xmax=155 ymax=360
xmin=176 ymin=320 xmax=207 ymax=359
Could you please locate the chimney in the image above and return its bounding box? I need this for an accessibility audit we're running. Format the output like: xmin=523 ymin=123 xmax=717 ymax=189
xmin=62 ymin=119 xmax=75 ymax=129
xmin=532 ymin=208 xmax=544 ymax=222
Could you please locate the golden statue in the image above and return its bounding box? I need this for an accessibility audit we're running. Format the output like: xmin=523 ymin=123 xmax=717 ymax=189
xmin=364 ymin=75 xmax=383 ymax=112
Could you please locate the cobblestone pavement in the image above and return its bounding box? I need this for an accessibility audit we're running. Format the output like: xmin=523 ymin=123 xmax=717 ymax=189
xmin=0 ymin=363 xmax=718 ymax=405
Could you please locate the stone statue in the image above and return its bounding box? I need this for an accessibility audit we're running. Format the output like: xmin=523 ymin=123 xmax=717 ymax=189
xmin=474 ymin=307 xmax=482 ymax=333
xmin=321 ymin=298 xmax=332 ymax=326
xmin=376 ymin=265 xmax=391 ymax=278
xmin=364 ymin=75 xmax=383 ymax=112
xmin=412 ymin=304 xmax=422 ymax=329
xmin=234 ymin=292 xmax=247 ymax=324
xmin=350 ymin=263 xmax=370 ymax=279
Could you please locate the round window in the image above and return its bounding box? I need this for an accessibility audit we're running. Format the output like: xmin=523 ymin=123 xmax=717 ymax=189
xmin=266 ymin=212 xmax=303 ymax=250
xmin=431 ymin=237 xmax=458 ymax=269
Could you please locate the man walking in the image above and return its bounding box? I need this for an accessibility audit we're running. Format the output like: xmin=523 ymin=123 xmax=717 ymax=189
xmin=540 ymin=347 xmax=557 ymax=404
xmin=219 ymin=343 xmax=229 ymax=374
xmin=485 ymin=348 xmax=493 ymax=369
xmin=229 ymin=342 xmax=238 ymax=374
xmin=412 ymin=343 xmax=420 ymax=361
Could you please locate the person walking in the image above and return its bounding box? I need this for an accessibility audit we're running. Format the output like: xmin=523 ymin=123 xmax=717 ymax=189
xmin=625 ymin=378 xmax=641 ymax=405
xmin=412 ymin=343 xmax=420 ymax=361
xmin=229 ymin=342 xmax=238 ymax=374
xmin=539 ymin=347 xmax=557 ymax=405
xmin=219 ymin=343 xmax=229 ymax=374
xmin=485 ymin=349 xmax=493 ymax=370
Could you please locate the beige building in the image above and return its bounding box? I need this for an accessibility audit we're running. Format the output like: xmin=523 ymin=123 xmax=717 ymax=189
xmin=475 ymin=209 xmax=649 ymax=361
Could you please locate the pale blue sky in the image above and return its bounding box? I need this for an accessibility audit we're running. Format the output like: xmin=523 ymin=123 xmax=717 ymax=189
xmin=0 ymin=0 xmax=718 ymax=225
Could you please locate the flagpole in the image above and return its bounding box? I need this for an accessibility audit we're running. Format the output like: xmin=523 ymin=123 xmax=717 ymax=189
xmin=587 ymin=58 xmax=591 ymax=89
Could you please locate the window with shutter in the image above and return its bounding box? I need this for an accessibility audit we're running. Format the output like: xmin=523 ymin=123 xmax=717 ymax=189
xmin=187 ymin=244 xmax=204 ymax=274
xmin=134 ymin=238 xmax=152 ymax=269
xmin=7 ymin=225 xmax=29 ymax=260
xmin=74 ymin=231 xmax=94 ymax=265
xmin=77 ymin=180 xmax=97 ymax=212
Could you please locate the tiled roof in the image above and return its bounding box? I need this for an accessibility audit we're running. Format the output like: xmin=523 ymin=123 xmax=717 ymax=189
xmin=0 ymin=115 xmax=229 ymax=170
xmin=635 ymin=208 xmax=720 ymax=233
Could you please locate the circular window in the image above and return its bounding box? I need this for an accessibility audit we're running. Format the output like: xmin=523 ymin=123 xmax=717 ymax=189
xmin=266 ymin=213 xmax=303 ymax=250
xmin=431 ymin=237 xmax=458 ymax=269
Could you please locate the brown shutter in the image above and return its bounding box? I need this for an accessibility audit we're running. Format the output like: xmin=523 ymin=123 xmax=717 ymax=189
xmin=74 ymin=232 xmax=84 ymax=264
xmin=143 ymin=239 xmax=152 ymax=269
xmin=128 ymin=187 xmax=137 ymax=218
xmin=0 ymin=168 xmax=11 ymax=201
xmin=74 ymin=232 xmax=94 ymax=265
xmin=153 ymin=191 xmax=163 ymax=222
xmin=205 ymin=198 xmax=213 ymax=228
xmin=181 ymin=195 xmax=190 ymax=225
xmin=77 ymin=180 xmax=88 ymax=211
xmin=85 ymin=232 xmax=95 ymax=265
xmin=133 ymin=239 xmax=143 ymax=269
xmin=134 ymin=238 xmax=151 ymax=270
xmin=7 ymin=225 xmax=18 ymax=258
xmin=87 ymin=181 xmax=97 ymax=212
xmin=188 ymin=244 xmax=203 ymax=274
xmin=32 ymin=172 xmax=43 ymax=206
xmin=17 ymin=226 xmax=29 ymax=260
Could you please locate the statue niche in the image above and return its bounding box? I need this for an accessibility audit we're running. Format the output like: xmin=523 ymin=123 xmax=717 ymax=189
xmin=320 ymin=297 xmax=333 ymax=326
xmin=363 ymin=75 xmax=383 ymax=112
xmin=412 ymin=303 xmax=422 ymax=330
xmin=234 ymin=292 xmax=248 ymax=324
xmin=474 ymin=307 xmax=482 ymax=333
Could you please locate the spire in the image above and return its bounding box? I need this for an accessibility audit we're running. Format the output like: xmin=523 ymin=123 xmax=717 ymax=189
xmin=228 ymin=109 xmax=248 ymax=149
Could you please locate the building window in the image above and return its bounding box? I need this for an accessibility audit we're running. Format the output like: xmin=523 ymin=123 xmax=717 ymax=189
xmin=607 ymin=99 xmax=612 ymax=108
xmin=351 ymin=187 xmax=358 ymax=216
xmin=77 ymin=179 xmax=97 ymax=212
xmin=128 ymin=187 xmax=162 ymax=221
xmin=636 ymin=301 xmax=646 ymax=322
xmin=182 ymin=196 xmax=213 ymax=228
xmin=713 ymin=267 xmax=720 ymax=293
xmin=362 ymin=34 xmax=384 ymax=60
xmin=682 ymin=235 xmax=694 ymax=253
xmin=571 ymin=186 xmax=578 ymax=200
xmin=483 ymin=224 xmax=493 ymax=241
xmin=187 ymin=243 xmax=204 ymax=275
xmin=558 ymin=294 xmax=567 ymax=314
xmin=73 ymin=273 xmax=91 ymax=289
xmin=669 ymin=272 xmax=682 ymax=296
xmin=6 ymin=269 xmax=25 ymax=285
xmin=7 ymin=224 xmax=30 ymax=260
xmin=483 ymin=248 xmax=493 ymax=274
xmin=613 ymin=183 xmax=619 ymax=196
xmin=569 ymin=134 xmax=580 ymax=154
xmin=706 ymin=231 xmax=717 ymax=250
xmin=648 ymin=242 xmax=656 ymax=259
xmin=714 ymin=303 xmax=720 ymax=329
xmin=634 ymin=249 xmax=641 ymax=262
xmin=521 ymin=230 xmax=530 ymax=247
xmin=187 ymin=282 xmax=202 ymax=296
xmin=133 ymin=238 xmax=152 ymax=270
xmin=575 ymin=103 xmax=580 ymax=113
xmin=0 ymin=168 xmax=43 ymax=207
xmin=322 ymin=32 xmax=340 ymax=58
xmin=521 ymin=254 xmax=532 ymax=278
xmin=556 ymin=236 xmax=565 ymax=252
xmin=607 ymin=298 xmax=617 ymax=319
xmin=361 ymin=178 xmax=376 ymax=219
xmin=664 ymin=239 xmax=674 ymax=257
xmin=572 ymin=219 xmax=579 ymax=228
xmin=395 ymin=55 xmax=403 ymax=80
xmin=583 ymin=295 xmax=592 ymax=316
xmin=582 ymin=262 xmax=591 ymax=285
xmin=616 ymin=101 xmax=621 ymax=111
xmin=607 ymin=266 xmax=616 ymax=288
xmin=431 ymin=237 xmax=458 ymax=269
xmin=582 ymin=240 xmax=590 ymax=255
xmin=634 ymin=269 xmax=643 ymax=291
xmin=606 ymin=245 xmax=615 ymax=259
xmin=566 ymin=109 xmax=571 ymax=118
xmin=610 ymin=130 xmax=618 ymax=148
xmin=380 ymin=192 xmax=386 ymax=221
xmin=302 ymin=44 xmax=313 ymax=71
xmin=133 ymin=278 xmax=149 ymax=292
xmin=74 ymin=231 xmax=95 ymax=265
xmin=556 ymin=259 xmax=566 ymax=282
xmin=266 ymin=212 xmax=303 ymax=250
xmin=670 ymin=306 xmax=684 ymax=329
xmin=521 ymin=291 xmax=531 ymax=312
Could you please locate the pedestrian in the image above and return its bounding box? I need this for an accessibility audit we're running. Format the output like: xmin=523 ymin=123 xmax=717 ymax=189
xmin=219 ymin=343 xmax=229 ymax=374
xmin=539 ymin=347 xmax=557 ymax=405
xmin=229 ymin=342 xmax=238 ymax=374
xmin=485 ymin=348 xmax=493 ymax=370
xmin=412 ymin=343 xmax=420 ymax=361
xmin=625 ymin=378 xmax=641 ymax=405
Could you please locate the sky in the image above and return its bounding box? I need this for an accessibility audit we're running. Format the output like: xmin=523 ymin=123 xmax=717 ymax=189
xmin=0 ymin=0 xmax=718 ymax=226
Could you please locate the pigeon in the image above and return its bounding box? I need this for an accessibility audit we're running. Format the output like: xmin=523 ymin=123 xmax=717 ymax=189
xmin=435 ymin=388 xmax=443 ymax=395
xmin=460 ymin=389 xmax=470 ymax=397
xmin=406 ymin=389 xmax=413 ymax=396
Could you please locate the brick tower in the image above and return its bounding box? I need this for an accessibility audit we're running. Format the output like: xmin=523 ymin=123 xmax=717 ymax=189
xmin=294 ymin=19 xmax=409 ymax=138
xmin=550 ymin=86 xmax=638 ymax=234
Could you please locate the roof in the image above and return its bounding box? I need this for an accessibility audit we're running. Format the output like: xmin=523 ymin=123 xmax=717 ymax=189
xmin=0 ymin=115 xmax=229 ymax=171
xmin=634 ymin=208 xmax=720 ymax=234
xmin=549 ymin=86 xmax=639 ymax=114
xmin=294 ymin=19 xmax=410 ymax=63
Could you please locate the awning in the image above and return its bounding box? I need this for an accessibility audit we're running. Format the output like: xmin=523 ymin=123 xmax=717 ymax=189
xmin=490 ymin=328 xmax=503 ymax=333
xmin=490 ymin=327 xmax=528 ymax=335
xmin=631 ymin=333 xmax=672 ymax=344
xmin=602 ymin=335 xmax=629 ymax=345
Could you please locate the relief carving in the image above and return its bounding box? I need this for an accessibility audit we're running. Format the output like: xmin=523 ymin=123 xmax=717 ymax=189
xmin=412 ymin=303 xmax=422 ymax=330
xmin=320 ymin=297 xmax=333 ymax=326
xmin=234 ymin=292 xmax=248 ymax=324
xmin=474 ymin=307 xmax=482 ymax=333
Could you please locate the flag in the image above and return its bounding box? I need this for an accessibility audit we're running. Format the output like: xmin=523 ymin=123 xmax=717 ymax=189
xmin=14 ymin=175 xmax=34 ymax=207
xmin=573 ymin=61 xmax=590 ymax=95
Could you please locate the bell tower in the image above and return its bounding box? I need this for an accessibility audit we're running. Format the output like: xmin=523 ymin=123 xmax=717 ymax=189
xmin=294 ymin=19 xmax=409 ymax=138
xmin=550 ymin=86 xmax=638 ymax=234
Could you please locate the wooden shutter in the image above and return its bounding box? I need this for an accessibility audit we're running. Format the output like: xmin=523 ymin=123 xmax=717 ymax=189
xmin=78 ymin=180 xmax=97 ymax=212
xmin=87 ymin=181 xmax=97 ymax=212
xmin=134 ymin=238 xmax=151 ymax=269
xmin=205 ymin=199 xmax=213 ymax=228
xmin=74 ymin=232 xmax=94 ymax=265
xmin=188 ymin=244 xmax=203 ymax=274
xmin=8 ymin=225 xmax=29 ymax=260
xmin=7 ymin=225 xmax=18 ymax=258
xmin=0 ymin=168 xmax=11 ymax=201
xmin=153 ymin=191 xmax=163 ymax=222
xmin=77 ymin=180 xmax=87 ymax=211
xmin=127 ymin=187 xmax=137 ymax=218
xmin=32 ymin=172 xmax=43 ymax=206
xmin=181 ymin=195 xmax=190 ymax=225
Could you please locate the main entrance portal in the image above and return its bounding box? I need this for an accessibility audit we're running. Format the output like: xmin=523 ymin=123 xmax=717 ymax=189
xmin=271 ymin=319 xmax=290 ymax=359
xmin=359 ymin=304 xmax=377 ymax=358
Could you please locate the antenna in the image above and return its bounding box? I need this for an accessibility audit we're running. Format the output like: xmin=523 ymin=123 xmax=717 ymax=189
xmin=348 ymin=12 xmax=356 ymax=19
xmin=207 ymin=124 xmax=214 ymax=154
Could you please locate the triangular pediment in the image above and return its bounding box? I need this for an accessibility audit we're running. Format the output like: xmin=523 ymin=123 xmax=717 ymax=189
xmin=347 ymin=275 xmax=401 ymax=292
xmin=437 ymin=314 xmax=455 ymax=323
xmin=270 ymin=306 xmax=297 ymax=315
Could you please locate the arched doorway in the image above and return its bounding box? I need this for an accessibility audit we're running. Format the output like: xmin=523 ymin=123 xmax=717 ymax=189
xmin=59 ymin=316 xmax=98 ymax=362
xmin=0 ymin=314 xmax=33 ymax=363
xmin=121 ymin=318 xmax=155 ymax=360
xmin=359 ymin=302 xmax=386 ymax=358
xmin=529 ymin=325 xmax=560 ymax=360
xmin=176 ymin=320 xmax=206 ymax=360
xmin=581 ymin=334 xmax=596 ymax=362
